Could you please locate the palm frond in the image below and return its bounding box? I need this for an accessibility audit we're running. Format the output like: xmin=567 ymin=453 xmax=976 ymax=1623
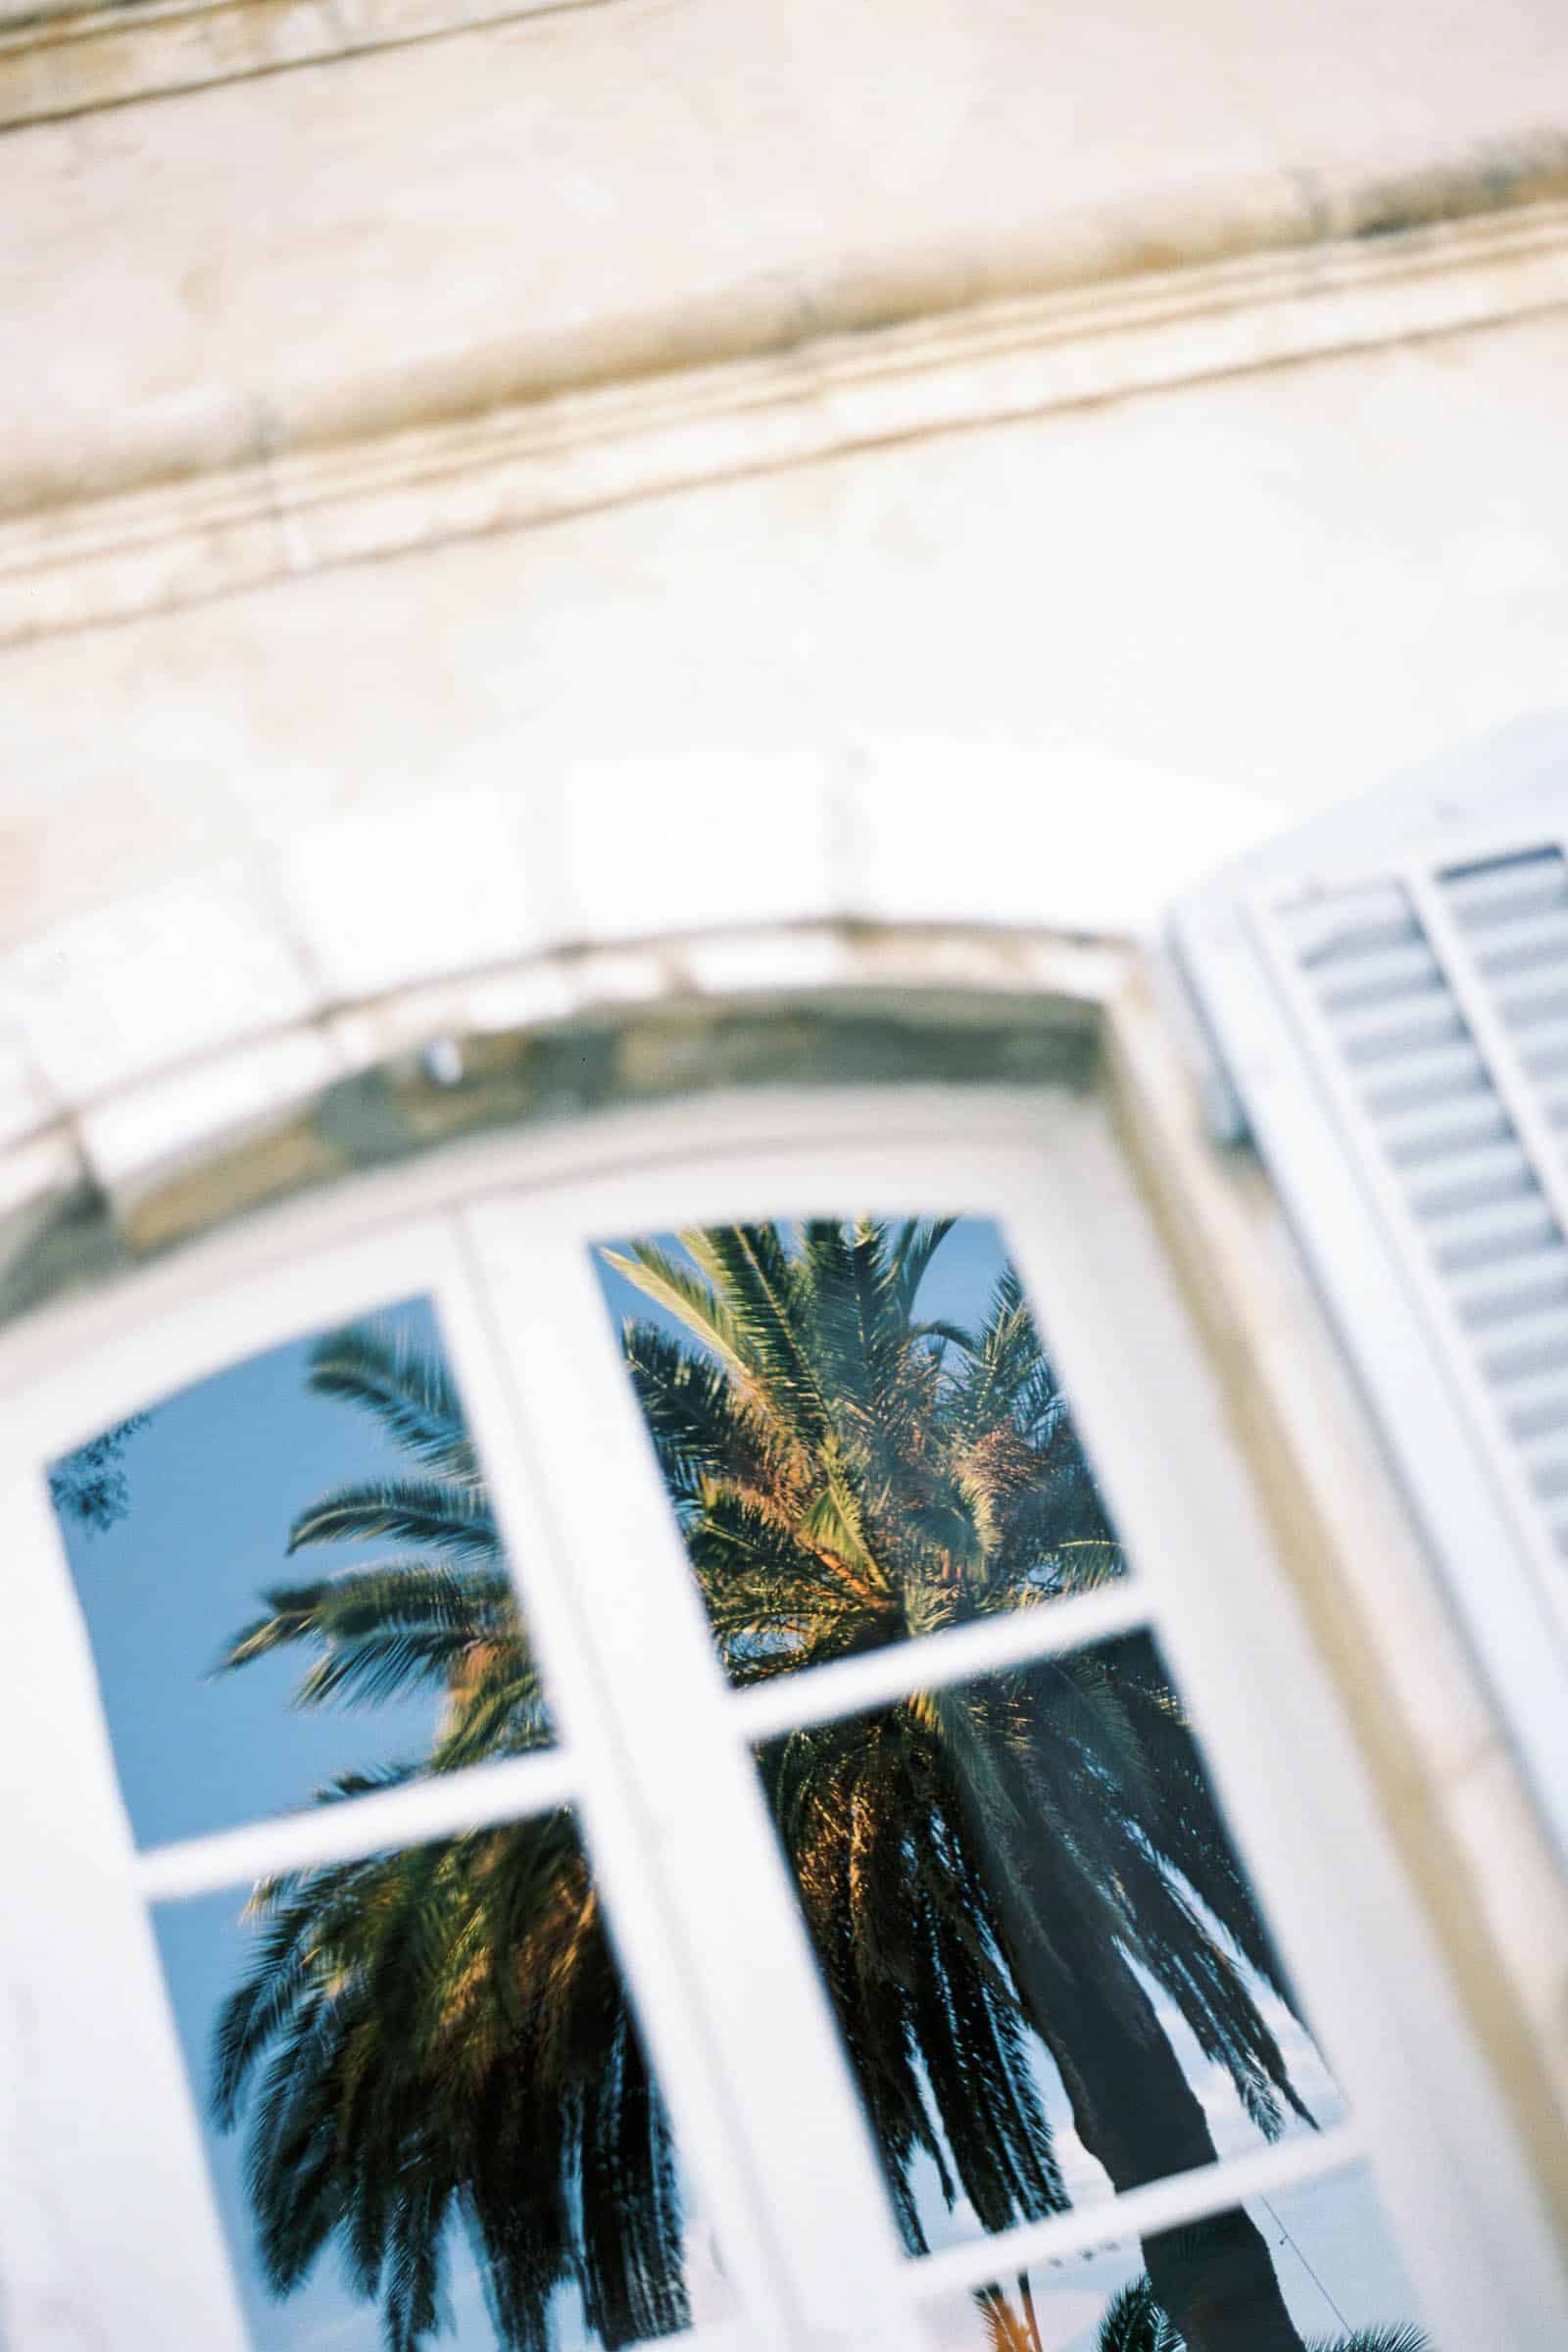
xmin=620 ymin=1323 xmax=767 ymax=1509
xmin=287 ymin=1478 xmax=502 ymax=1563
xmin=598 ymin=1243 xmax=751 ymax=1383
xmin=1308 ymin=2330 xmax=1430 ymax=2352
xmin=700 ymin=1222 xmax=833 ymax=1446
xmin=888 ymin=1215 xmax=957 ymax=1314
xmin=307 ymin=1323 xmax=478 ymax=1484
xmin=1094 ymin=2276 xmax=1184 ymax=2350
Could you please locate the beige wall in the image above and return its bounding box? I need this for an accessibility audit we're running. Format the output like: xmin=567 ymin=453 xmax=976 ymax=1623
xmin=6 ymin=0 xmax=1566 ymax=508
xmin=2 ymin=0 xmax=1563 ymax=987
xmin=4 ymin=302 xmax=1567 ymax=957
xmin=3 ymin=0 xmax=1565 ymax=1294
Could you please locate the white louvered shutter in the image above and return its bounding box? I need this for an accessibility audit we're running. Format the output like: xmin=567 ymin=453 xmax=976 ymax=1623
xmin=1169 ymin=737 xmax=1568 ymax=1861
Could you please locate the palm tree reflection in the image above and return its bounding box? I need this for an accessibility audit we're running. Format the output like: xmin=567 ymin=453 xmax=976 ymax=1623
xmin=210 ymin=1224 xmax=1425 ymax=2352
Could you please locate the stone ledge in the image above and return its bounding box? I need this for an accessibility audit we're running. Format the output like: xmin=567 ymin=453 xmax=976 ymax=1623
xmin=6 ymin=167 xmax=1568 ymax=650
xmin=11 ymin=132 xmax=1568 ymax=518
xmin=0 ymin=0 xmax=608 ymax=130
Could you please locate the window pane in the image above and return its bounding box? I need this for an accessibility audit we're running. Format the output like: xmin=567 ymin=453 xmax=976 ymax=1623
xmin=756 ymin=1636 xmax=1343 ymax=2256
xmin=47 ymin=1297 xmax=551 ymax=1848
xmin=152 ymin=1815 xmax=727 ymax=2350
xmin=591 ymin=1215 xmax=1125 ymax=1687
xmin=921 ymin=2166 xmax=1432 ymax=2350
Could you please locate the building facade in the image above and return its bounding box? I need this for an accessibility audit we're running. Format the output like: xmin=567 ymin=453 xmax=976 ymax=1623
xmin=3 ymin=5 xmax=1568 ymax=2346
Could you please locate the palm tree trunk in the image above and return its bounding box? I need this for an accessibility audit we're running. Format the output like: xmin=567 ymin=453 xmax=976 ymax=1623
xmin=1033 ymin=1937 xmax=1304 ymax=2352
xmin=1140 ymin=2208 xmax=1302 ymax=2352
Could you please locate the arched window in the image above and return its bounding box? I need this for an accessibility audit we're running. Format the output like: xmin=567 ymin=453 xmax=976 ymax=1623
xmin=3 ymin=1035 xmax=1557 ymax=2352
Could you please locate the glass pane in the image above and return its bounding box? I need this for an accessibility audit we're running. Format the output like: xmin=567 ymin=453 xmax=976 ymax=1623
xmin=591 ymin=1215 xmax=1124 ymax=1687
xmin=153 ymin=1814 xmax=728 ymax=2350
xmin=47 ymin=1297 xmax=551 ymax=1848
xmin=921 ymin=2165 xmax=1432 ymax=2350
xmin=756 ymin=1635 xmax=1343 ymax=2258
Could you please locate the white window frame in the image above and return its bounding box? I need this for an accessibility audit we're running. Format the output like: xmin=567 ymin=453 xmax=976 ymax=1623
xmin=0 ymin=1082 xmax=1562 ymax=2351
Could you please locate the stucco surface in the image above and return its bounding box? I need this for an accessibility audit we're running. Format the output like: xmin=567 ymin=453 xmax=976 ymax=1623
xmin=2 ymin=306 xmax=1565 ymax=969
xmin=4 ymin=0 xmax=1566 ymax=510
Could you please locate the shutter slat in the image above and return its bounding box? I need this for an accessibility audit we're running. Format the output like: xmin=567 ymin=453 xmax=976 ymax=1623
xmin=1442 ymin=852 xmax=1566 ymax=930
xmin=1334 ymin=1000 xmax=1469 ymax=1067
xmin=1518 ymin=1023 xmax=1568 ymax=1085
xmin=1335 ymin=1002 xmax=1476 ymax=1067
xmin=1492 ymin=983 xmax=1568 ymax=1037
xmin=1314 ymin=938 xmax=1446 ymax=1015
xmin=1525 ymin=1440 xmax=1568 ymax=1503
xmin=1430 ymin=1196 xmax=1558 ymax=1274
xmin=1381 ymin=1097 xmax=1512 ymax=1170
xmin=1498 ymin=1365 xmax=1568 ymax=1443
xmin=1479 ymin=1299 xmax=1568 ymax=1386
xmin=1451 ymin=1247 xmax=1568 ymax=1332
xmin=1281 ymin=883 xmax=1418 ymax=964
xmin=1465 ymin=906 xmax=1568 ymax=982
xmin=1405 ymin=1140 xmax=1538 ymax=1223
xmin=1360 ymin=1039 xmax=1490 ymax=1118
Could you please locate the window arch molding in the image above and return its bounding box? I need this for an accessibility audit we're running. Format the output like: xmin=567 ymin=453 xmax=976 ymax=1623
xmin=2 ymin=942 xmax=1566 ymax=2351
xmin=0 ymin=918 xmax=1119 ymax=1332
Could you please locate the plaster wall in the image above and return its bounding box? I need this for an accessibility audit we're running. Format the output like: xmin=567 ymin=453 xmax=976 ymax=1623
xmin=3 ymin=303 xmax=1565 ymax=974
xmin=6 ymin=0 xmax=1566 ymax=511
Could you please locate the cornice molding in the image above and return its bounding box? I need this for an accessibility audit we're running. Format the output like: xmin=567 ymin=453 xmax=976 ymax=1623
xmin=5 ymin=180 xmax=1568 ymax=649
xmin=0 ymin=0 xmax=608 ymax=131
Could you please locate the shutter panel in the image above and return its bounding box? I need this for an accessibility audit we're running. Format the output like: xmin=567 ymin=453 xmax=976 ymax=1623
xmin=1170 ymin=747 xmax=1568 ymax=1861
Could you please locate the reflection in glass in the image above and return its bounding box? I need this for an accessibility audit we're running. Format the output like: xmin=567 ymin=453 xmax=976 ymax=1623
xmin=591 ymin=1214 xmax=1348 ymax=2347
xmin=91 ymin=1302 xmax=716 ymax=2348
xmin=155 ymin=1819 xmax=722 ymax=2352
xmin=760 ymin=1635 xmax=1345 ymax=2352
xmin=922 ymin=2168 xmax=1430 ymax=2350
xmin=45 ymin=1299 xmax=551 ymax=1848
xmin=593 ymin=1216 xmax=1123 ymax=1685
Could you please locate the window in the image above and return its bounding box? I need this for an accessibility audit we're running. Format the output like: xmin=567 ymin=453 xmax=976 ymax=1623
xmin=2 ymin=1090 xmax=1560 ymax=2350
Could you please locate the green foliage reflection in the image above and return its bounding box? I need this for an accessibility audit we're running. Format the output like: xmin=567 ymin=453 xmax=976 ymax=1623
xmin=209 ymin=1224 xmax=1424 ymax=2352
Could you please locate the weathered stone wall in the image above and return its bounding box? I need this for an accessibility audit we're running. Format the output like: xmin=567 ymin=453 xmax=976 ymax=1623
xmin=5 ymin=0 xmax=1565 ymax=484
xmin=4 ymin=295 xmax=1568 ymax=1160
xmin=2 ymin=0 xmax=1564 ymax=1063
